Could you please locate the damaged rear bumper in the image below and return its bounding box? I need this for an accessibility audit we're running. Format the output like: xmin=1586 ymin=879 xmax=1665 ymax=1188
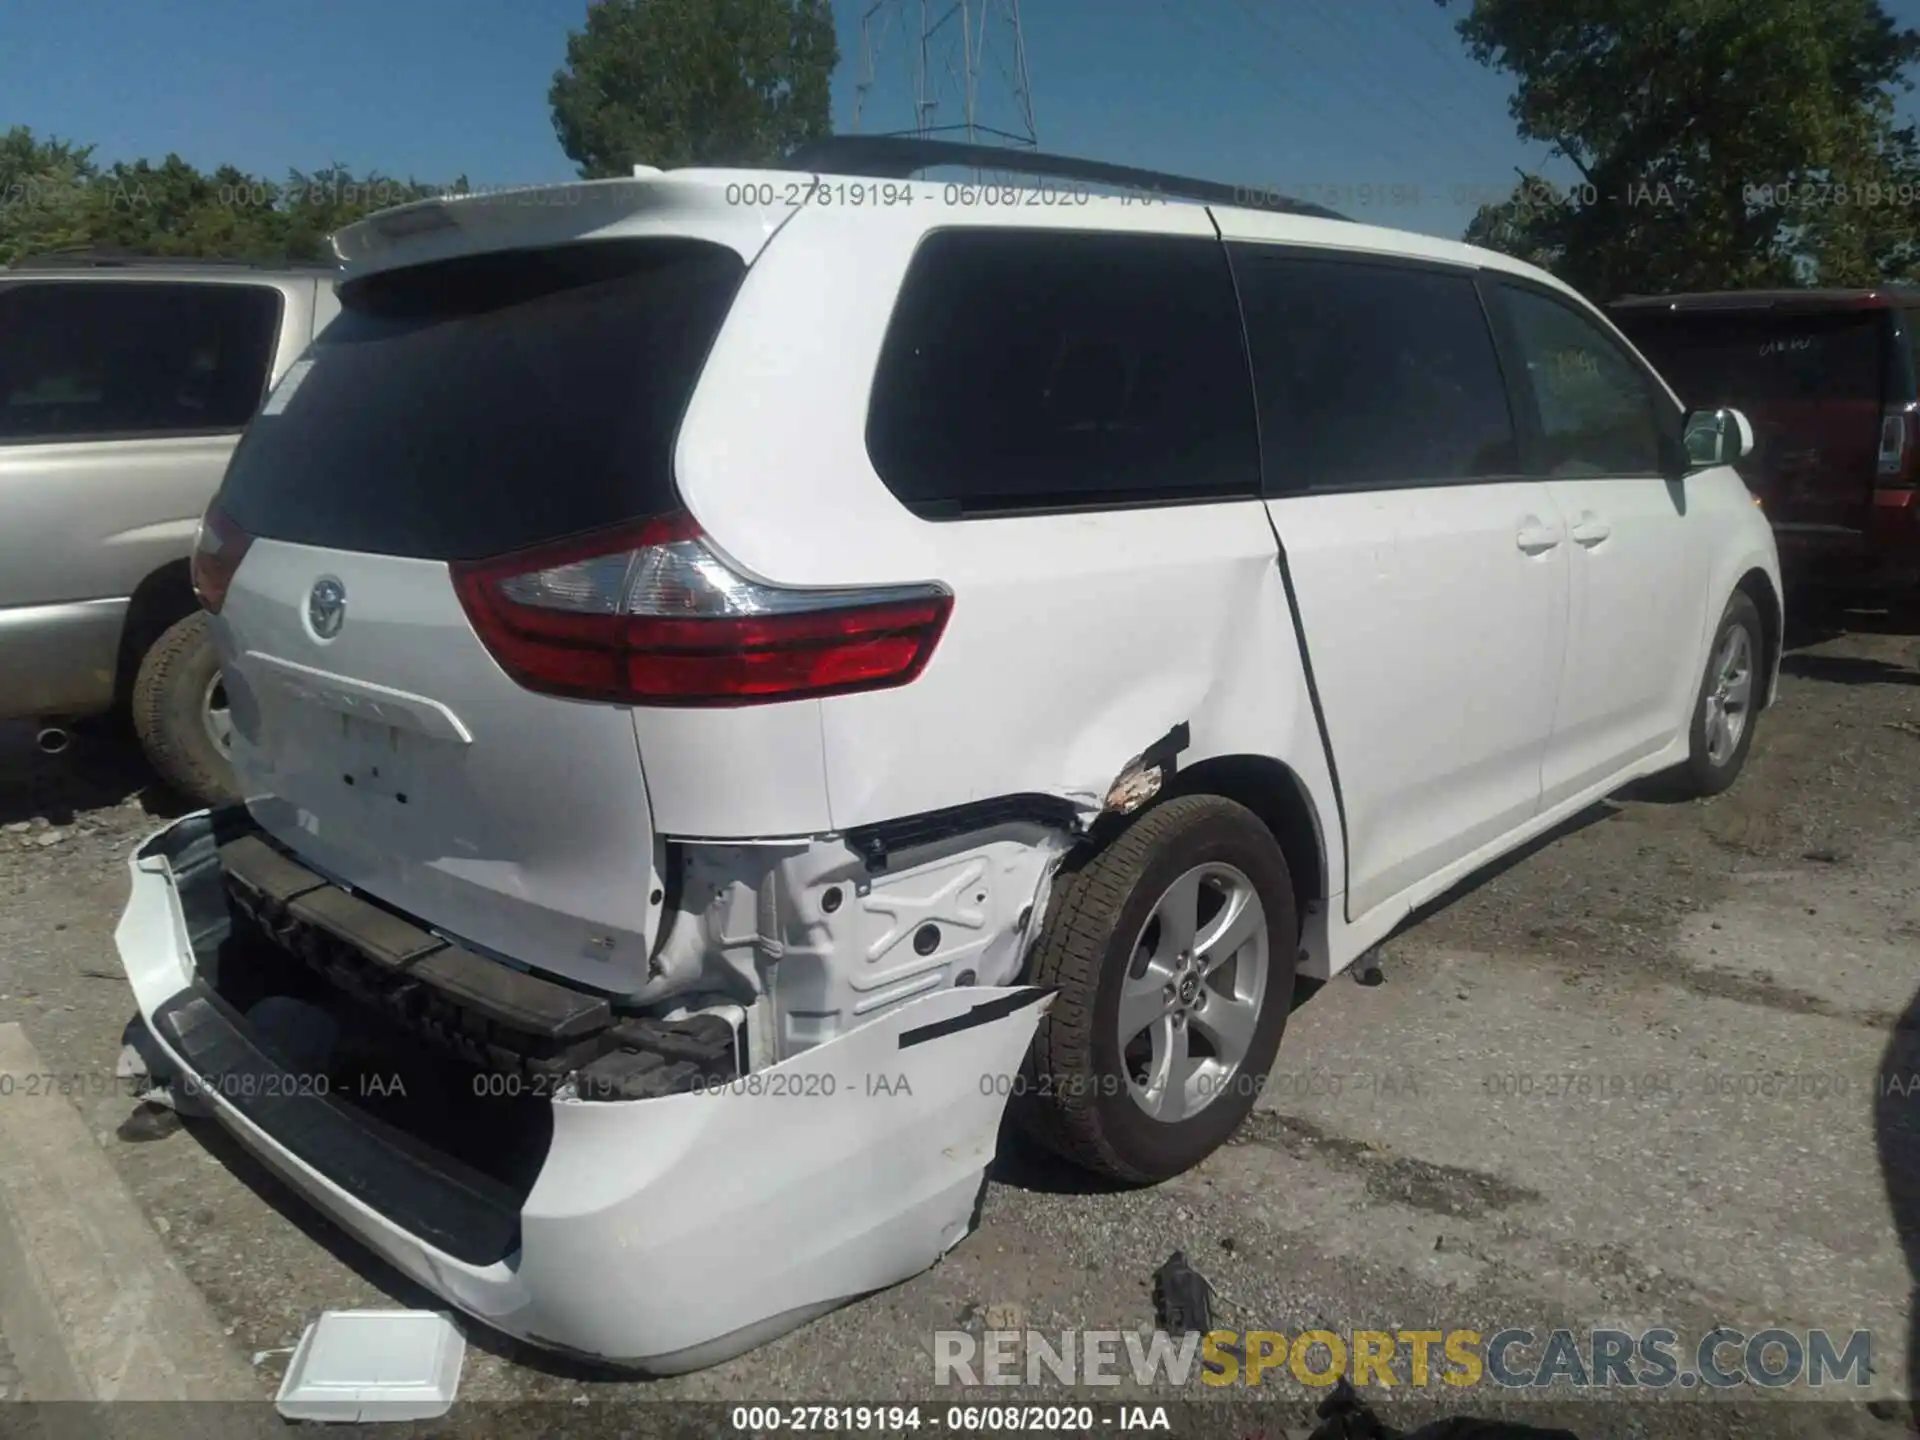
xmin=113 ymin=810 xmax=1051 ymax=1372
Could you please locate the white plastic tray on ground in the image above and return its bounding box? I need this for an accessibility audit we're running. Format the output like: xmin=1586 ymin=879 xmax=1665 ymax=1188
xmin=274 ymin=1309 xmax=466 ymax=1422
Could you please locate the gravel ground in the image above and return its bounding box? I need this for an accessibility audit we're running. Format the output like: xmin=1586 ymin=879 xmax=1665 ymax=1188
xmin=1 ymin=601 xmax=1917 ymax=1439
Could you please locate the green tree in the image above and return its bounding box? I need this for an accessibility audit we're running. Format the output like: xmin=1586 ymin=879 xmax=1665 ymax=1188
xmin=1791 ymin=123 xmax=1920 ymax=284
xmin=1440 ymin=0 xmax=1920 ymax=297
xmin=0 ymin=127 xmax=99 ymax=264
xmin=3 ymin=138 xmax=451 ymax=266
xmin=550 ymin=0 xmax=839 ymax=176
xmin=77 ymin=154 xmax=256 ymax=257
xmin=1461 ymin=173 xmax=1565 ymax=273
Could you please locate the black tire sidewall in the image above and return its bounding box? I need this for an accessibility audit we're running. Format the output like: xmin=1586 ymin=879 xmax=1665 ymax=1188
xmin=1686 ymin=593 xmax=1763 ymax=796
xmin=133 ymin=613 xmax=239 ymax=807
xmin=1082 ymin=804 xmax=1297 ymax=1178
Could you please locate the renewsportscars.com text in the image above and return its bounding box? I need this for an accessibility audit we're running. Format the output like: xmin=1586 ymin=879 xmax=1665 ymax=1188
xmin=932 ymin=1326 xmax=1872 ymax=1390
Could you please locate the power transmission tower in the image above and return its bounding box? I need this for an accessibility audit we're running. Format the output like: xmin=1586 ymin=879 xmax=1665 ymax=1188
xmin=852 ymin=0 xmax=1038 ymax=148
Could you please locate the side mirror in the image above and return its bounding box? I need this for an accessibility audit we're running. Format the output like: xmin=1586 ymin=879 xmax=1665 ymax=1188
xmin=1683 ymin=407 xmax=1757 ymax=469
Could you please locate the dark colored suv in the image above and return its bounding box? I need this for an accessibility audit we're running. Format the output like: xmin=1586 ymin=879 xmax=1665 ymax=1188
xmin=1611 ymin=287 xmax=1920 ymax=594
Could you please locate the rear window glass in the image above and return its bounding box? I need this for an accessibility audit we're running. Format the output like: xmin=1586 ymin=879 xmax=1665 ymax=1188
xmin=216 ymin=239 xmax=746 ymax=561
xmin=0 ymin=280 xmax=281 ymax=444
xmin=865 ymin=229 xmax=1261 ymax=517
xmin=1613 ymin=310 xmax=1889 ymax=408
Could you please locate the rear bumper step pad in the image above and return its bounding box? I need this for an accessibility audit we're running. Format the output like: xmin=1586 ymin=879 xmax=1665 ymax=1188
xmin=216 ymin=832 xmax=738 ymax=1099
xmin=150 ymin=979 xmax=524 ymax=1266
xmin=220 ymin=834 xmax=609 ymax=1040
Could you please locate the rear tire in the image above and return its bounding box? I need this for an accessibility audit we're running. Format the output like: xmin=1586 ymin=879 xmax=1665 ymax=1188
xmin=1014 ymin=794 xmax=1297 ymax=1184
xmin=1671 ymin=591 xmax=1764 ymax=799
xmin=131 ymin=612 xmax=241 ymax=809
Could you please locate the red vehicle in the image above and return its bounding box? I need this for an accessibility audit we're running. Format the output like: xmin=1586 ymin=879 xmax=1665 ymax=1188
xmin=1610 ymin=287 xmax=1920 ymax=596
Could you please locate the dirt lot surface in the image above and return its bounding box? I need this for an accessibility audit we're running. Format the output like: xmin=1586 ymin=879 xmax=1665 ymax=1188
xmin=1 ymin=603 xmax=1918 ymax=1439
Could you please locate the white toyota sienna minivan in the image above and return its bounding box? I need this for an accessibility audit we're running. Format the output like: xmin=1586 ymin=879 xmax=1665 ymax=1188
xmin=114 ymin=139 xmax=1782 ymax=1374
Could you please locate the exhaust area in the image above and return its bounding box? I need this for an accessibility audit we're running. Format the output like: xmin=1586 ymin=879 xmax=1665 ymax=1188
xmin=34 ymin=726 xmax=70 ymax=755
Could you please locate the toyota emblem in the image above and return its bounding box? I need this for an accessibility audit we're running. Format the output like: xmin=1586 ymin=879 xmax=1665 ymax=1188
xmin=308 ymin=577 xmax=346 ymax=640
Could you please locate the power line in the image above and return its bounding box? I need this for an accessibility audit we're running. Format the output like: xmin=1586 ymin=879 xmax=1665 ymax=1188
xmin=1165 ymin=0 xmax=1420 ymax=183
xmin=1269 ymin=0 xmax=1504 ymax=186
xmin=852 ymin=0 xmax=1037 ymax=147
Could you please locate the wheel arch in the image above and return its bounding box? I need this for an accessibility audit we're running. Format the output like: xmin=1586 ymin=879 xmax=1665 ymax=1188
xmin=113 ymin=559 xmax=199 ymax=708
xmin=1157 ymin=752 xmax=1328 ymax=925
xmin=1733 ymin=566 xmax=1783 ymax=706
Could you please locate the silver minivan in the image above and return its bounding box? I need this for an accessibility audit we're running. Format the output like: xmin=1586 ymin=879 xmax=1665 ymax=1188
xmin=0 ymin=252 xmax=337 ymax=802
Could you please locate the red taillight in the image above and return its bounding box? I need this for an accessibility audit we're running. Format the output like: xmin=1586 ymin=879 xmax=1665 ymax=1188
xmin=190 ymin=505 xmax=254 ymax=614
xmin=450 ymin=514 xmax=953 ymax=707
xmin=1878 ymin=406 xmax=1919 ymax=486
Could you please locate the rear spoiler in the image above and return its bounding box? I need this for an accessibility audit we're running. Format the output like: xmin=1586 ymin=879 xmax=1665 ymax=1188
xmin=328 ymin=174 xmax=809 ymax=282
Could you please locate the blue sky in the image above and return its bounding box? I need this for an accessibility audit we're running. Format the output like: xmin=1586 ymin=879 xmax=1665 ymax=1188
xmin=3 ymin=0 xmax=1919 ymax=241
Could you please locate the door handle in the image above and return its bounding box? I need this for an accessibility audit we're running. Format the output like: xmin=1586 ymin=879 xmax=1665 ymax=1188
xmin=1570 ymin=514 xmax=1612 ymax=547
xmin=1515 ymin=517 xmax=1562 ymax=555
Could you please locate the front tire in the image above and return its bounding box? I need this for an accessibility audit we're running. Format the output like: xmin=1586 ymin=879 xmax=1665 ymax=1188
xmin=1673 ymin=591 xmax=1764 ymax=798
xmin=131 ymin=612 xmax=241 ymax=808
xmin=1015 ymin=794 xmax=1297 ymax=1184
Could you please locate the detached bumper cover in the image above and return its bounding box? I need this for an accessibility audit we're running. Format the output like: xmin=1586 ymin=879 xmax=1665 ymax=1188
xmin=114 ymin=810 xmax=1052 ymax=1371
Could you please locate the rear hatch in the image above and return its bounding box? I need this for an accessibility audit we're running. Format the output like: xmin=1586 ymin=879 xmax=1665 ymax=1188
xmin=201 ymin=237 xmax=750 ymax=993
xmin=1613 ymin=306 xmax=1898 ymax=535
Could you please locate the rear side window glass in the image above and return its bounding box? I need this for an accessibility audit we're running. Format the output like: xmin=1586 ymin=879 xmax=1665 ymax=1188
xmin=217 ymin=239 xmax=746 ymax=561
xmin=1499 ymin=284 xmax=1665 ymax=477
xmin=0 ymin=281 xmax=281 ymax=444
xmin=865 ymin=229 xmax=1261 ymax=517
xmin=1228 ymin=250 xmax=1518 ymax=495
xmin=1614 ymin=309 xmax=1888 ymax=408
